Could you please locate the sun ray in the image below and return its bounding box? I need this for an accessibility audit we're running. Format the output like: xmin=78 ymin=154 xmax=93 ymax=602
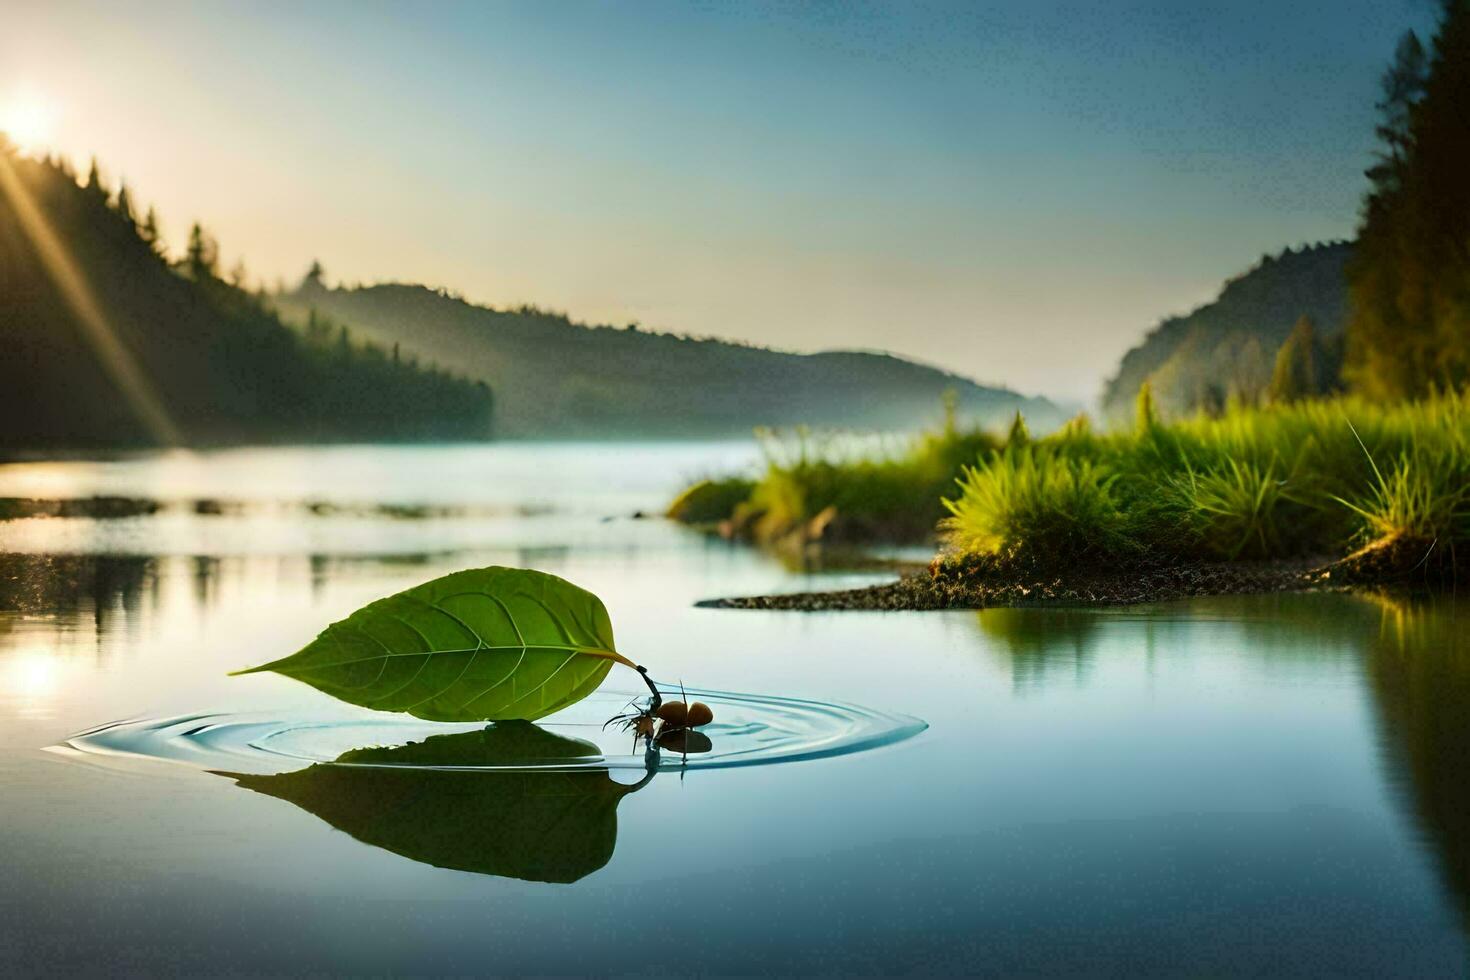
xmin=0 ymin=152 xmax=181 ymax=445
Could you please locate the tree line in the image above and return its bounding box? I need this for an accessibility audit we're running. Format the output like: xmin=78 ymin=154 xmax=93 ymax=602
xmin=0 ymin=142 xmax=492 ymax=449
xmin=1229 ymin=0 xmax=1470 ymax=405
xmin=1345 ymin=0 xmax=1470 ymax=398
xmin=1106 ymin=0 xmax=1469 ymax=416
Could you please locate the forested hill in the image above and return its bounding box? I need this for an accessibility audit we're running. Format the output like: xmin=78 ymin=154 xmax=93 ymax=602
xmin=0 ymin=147 xmax=491 ymax=451
xmin=276 ymin=279 xmax=1063 ymax=438
xmin=1100 ymin=242 xmax=1353 ymax=418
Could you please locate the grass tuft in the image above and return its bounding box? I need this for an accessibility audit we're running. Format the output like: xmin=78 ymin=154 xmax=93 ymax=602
xmin=940 ymin=392 xmax=1470 ymax=572
xmin=666 ymin=477 xmax=757 ymax=525
xmin=941 ymin=447 xmax=1134 ymax=564
xmin=670 ymin=392 xmax=1470 ymax=576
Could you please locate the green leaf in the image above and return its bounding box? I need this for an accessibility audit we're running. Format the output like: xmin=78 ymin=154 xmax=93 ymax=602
xmin=217 ymin=723 xmax=644 ymax=883
xmin=233 ymin=566 xmax=636 ymax=722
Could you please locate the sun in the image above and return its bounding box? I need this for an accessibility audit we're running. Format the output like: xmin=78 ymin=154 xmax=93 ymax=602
xmin=1 ymin=93 xmax=57 ymax=152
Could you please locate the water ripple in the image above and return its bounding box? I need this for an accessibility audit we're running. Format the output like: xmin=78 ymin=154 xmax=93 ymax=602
xmin=57 ymin=687 xmax=927 ymax=775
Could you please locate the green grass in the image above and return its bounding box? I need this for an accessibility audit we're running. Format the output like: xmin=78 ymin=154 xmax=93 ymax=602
xmin=941 ymin=392 xmax=1470 ymax=569
xmin=1333 ymin=441 xmax=1470 ymax=550
xmin=943 ymin=447 xmax=1135 ymax=562
xmin=668 ymin=392 xmax=1469 ymax=573
xmin=748 ymin=423 xmax=1004 ymax=543
xmin=668 ymin=420 xmax=1002 ymax=545
xmin=666 ymin=477 xmax=757 ymax=525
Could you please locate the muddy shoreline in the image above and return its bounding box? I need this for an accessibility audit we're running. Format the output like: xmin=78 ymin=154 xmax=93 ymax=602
xmin=696 ymin=540 xmax=1458 ymax=610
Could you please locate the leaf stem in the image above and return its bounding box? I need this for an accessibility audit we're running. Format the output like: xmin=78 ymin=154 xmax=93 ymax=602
xmin=634 ymin=664 xmax=662 ymax=710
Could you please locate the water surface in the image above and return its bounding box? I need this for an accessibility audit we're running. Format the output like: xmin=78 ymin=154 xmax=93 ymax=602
xmin=2 ymin=444 xmax=1467 ymax=975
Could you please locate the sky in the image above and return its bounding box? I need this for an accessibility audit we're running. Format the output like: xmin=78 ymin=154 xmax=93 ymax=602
xmin=0 ymin=0 xmax=1437 ymax=403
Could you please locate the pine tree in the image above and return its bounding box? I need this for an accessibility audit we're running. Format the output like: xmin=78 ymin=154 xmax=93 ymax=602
xmin=1374 ymin=32 xmax=1427 ymax=168
xmin=1231 ymin=337 xmax=1271 ymax=405
xmin=140 ymin=206 xmax=162 ymax=254
xmin=85 ymin=157 xmax=108 ymax=201
xmin=1346 ymin=3 xmax=1470 ymax=397
xmin=1269 ymin=316 xmax=1320 ymax=403
xmin=184 ymin=222 xmax=218 ymax=279
xmin=115 ymin=182 xmax=137 ymax=228
xmin=301 ymin=259 xmax=325 ymax=291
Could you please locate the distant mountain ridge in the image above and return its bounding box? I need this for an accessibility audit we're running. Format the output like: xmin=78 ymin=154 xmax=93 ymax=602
xmin=276 ymin=279 xmax=1065 ymax=438
xmin=1101 ymin=242 xmax=1353 ymax=418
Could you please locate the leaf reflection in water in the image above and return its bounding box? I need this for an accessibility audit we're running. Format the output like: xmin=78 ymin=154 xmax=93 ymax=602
xmin=215 ymin=721 xmax=669 ymax=884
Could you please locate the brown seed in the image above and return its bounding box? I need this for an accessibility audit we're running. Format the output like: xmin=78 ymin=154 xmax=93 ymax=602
xmin=656 ymin=701 xmax=688 ymax=727
xmin=686 ymin=701 xmax=714 ymax=727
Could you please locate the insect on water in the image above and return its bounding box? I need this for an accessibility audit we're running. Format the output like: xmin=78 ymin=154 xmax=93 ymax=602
xmin=603 ymin=678 xmax=715 ymax=752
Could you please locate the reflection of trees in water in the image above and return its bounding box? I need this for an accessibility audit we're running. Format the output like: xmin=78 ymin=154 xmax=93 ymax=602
xmin=191 ymin=555 xmax=220 ymax=611
xmin=0 ymin=552 xmax=448 ymax=649
xmin=973 ymin=607 xmax=1103 ymax=691
xmin=516 ymin=545 xmax=571 ymax=568
xmin=976 ymin=591 xmax=1470 ymax=932
xmin=977 ymin=594 xmax=1388 ymax=692
xmin=1360 ymin=594 xmax=1470 ymax=930
xmin=0 ymin=553 xmax=157 ymax=637
xmin=306 ymin=553 xmax=436 ymax=599
xmin=309 ymin=554 xmax=330 ymax=599
xmin=219 ymin=722 xmax=653 ymax=883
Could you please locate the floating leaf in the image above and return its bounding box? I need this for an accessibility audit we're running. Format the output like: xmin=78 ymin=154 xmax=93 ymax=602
xmin=218 ymin=723 xmax=646 ymax=883
xmin=234 ymin=566 xmax=637 ymax=722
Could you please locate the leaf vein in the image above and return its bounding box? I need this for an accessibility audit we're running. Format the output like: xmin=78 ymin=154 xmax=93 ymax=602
xmin=364 ymin=651 xmax=434 ymax=708
xmin=278 ymin=643 xmax=618 ymax=674
xmin=516 ymin=591 xmax=574 ymax=645
xmin=425 ymin=601 xmax=487 ymax=649
xmin=457 ymin=645 xmax=529 ymax=715
xmin=497 ymin=650 xmax=580 ymax=715
xmin=403 ymin=647 xmax=480 ymax=712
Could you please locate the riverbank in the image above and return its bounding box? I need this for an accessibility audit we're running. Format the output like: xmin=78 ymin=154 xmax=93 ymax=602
xmin=698 ymin=534 xmax=1458 ymax=610
xmin=667 ymin=418 xmax=1001 ymax=548
xmin=681 ymin=394 xmax=1470 ymax=609
xmin=698 ymin=561 xmax=1324 ymax=610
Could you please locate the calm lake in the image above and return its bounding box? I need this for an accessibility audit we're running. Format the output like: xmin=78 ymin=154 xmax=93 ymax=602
xmin=2 ymin=444 xmax=1467 ymax=975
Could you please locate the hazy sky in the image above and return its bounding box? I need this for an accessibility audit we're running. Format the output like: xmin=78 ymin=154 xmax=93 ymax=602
xmin=0 ymin=0 xmax=1434 ymax=402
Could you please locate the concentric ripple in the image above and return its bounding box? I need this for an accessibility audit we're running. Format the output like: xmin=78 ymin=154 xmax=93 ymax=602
xmin=56 ymin=687 xmax=927 ymax=776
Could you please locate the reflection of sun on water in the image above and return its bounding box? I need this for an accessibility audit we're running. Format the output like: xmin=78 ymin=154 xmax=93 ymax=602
xmin=0 ymin=92 xmax=57 ymax=152
xmin=0 ymin=614 xmax=112 ymax=723
xmin=3 ymin=648 xmax=64 ymax=719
